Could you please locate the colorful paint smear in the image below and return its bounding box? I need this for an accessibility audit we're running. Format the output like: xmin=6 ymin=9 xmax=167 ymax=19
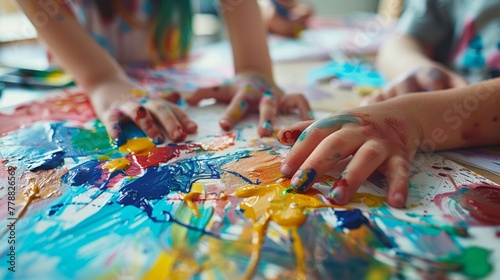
xmin=0 ymin=92 xmax=499 ymax=279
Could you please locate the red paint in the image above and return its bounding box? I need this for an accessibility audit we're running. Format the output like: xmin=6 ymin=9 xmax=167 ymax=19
xmin=0 ymin=92 xmax=95 ymax=135
xmin=333 ymin=178 xmax=349 ymax=188
xmin=135 ymin=107 xmax=147 ymax=122
xmin=438 ymin=173 xmax=447 ymax=177
xmin=442 ymin=167 xmax=453 ymax=171
xmin=130 ymin=143 xmax=202 ymax=171
xmin=383 ymin=118 xmax=408 ymax=145
xmin=361 ymin=118 xmax=385 ymax=139
xmin=452 ymin=185 xmax=500 ymax=225
xmin=279 ymin=129 xmax=302 ymax=145
xmin=493 ymin=116 xmax=498 ymax=122
xmin=473 ymin=122 xmax=479 ymax=128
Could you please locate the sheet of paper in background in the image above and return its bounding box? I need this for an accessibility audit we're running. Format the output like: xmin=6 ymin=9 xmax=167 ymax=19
xmin=440 ymin=148 xmax=500 ymax=176
xmin=1 ymin=90 xmax=499 ymax=280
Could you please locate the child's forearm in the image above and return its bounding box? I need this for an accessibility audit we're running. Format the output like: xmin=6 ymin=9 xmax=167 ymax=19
xmin=376 ymin=34 xmax=435 ymax=80
xmin=220 ymin=0 xmax=273 ymax=80
xmin=16 ymin=0 xmax=128 ymax=92
xmin=396 ymin=78 xmax=500 ymax=151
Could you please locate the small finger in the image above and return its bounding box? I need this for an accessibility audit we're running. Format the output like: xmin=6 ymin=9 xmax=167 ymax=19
xmin=289 ymin=131 xmax=364 ymax=192
xmin=120 ymin=101 xmax=164 ymax=143
xmin=167 ymin=103 xmax=198 ymax=134
xmin=277 ymin=120 xmax=315 ymax=146
xmin=142 ymin=100 xmax=188 ymax=142
xmin=328 ymin=141 xmax=388 ymax=205
xmin=258 ymin=90 xmax=278 ymax=137
xmin=280 ymin=114 xmax=361 ymax=178
xmin=279 ymin=94 xmax=313 ymax=120
xmin=101 ymin=108 xmax=124 ymax=143
xmin=384 ymin=155 xmax=411 ymax=208
xmin=219 ymin=90 xmax=250 ymax=131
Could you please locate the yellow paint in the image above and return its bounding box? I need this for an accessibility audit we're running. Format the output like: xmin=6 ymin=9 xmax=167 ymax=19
xmin=17 ymin=184 xmax=41 ymax=220
xmin=350 ymin=193 xmax=386 ymax=208
xmin=179 ymin=183 xmax=205 ymax=217
xmin=142 ymin=251 xmax=177 ymax=280
xmin=119 ymin=138 xmax=155 ymax=155
xmin=236 ymin=183 xmax=350 ymax=279
xmin=231 ymin=108 xmax=242 ymax=120
xmin=353 ymin=85 xmax=378 ymax=96
xmin=130 ymin=88 xmax=148 ymax=98
xmin=103 ymin=158 xmax=131 ymax=173
xmin=219 ymin=192 xmax=228 ymax=201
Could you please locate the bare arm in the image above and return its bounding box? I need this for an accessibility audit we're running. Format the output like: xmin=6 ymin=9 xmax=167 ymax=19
xmin=220 ymin=0 xmax=273 ymax=80
xmin=16 ymin=0 xmax=198 ymax=143
xmin=16 ymin=0 xmax=128 ymax=91
xmin=414 ymin=78 xmax=500 ymax=150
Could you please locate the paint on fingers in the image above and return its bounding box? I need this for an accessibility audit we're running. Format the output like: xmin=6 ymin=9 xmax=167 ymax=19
xmin=298 ymin=113 xmax=360 ymax=142
xmin=291 ymin=168 xmax=317 ymax=192
xmin=278 ymin=129 xmax=302 ymax=145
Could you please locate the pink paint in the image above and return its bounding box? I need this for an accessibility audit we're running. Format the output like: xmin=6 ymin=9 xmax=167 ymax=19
xmin=434 ymin=183 xmax=500 ymax=225
xmin=0 ymin=91 xmax=95 ymax=135
xmin=451 ymin=185 xmax=500 ymax=225
xmin=383 ymin=118 xmax=408 ymax=145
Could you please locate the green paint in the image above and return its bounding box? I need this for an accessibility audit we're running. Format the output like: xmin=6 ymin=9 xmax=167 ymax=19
xmin=298 ymin=130 xmax=308 ymax=141
xmin=72 ymin=120 xmax=113 ymax=153
xmin=451 ymin=247 xmax=492 ymax=278
xmin=267 ymin=150 xmax=278 ymax=155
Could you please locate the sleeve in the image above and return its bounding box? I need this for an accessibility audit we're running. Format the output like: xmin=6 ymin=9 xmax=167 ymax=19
xmin=397 ymin=0 xmax=453 ymax=49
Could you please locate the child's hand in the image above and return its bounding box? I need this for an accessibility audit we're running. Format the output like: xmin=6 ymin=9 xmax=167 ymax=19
xmin=278 ymin=101 xmax=422 ymax=208
xmin=186 ymin=73 xmax=312 ymax=137
xmin=365 ymin=64 xmax=467 ymax=104
xmin=88 ymin=78 xmax=197 ymax=144
xmin=261 ymin=0 xmax=313 ymax=37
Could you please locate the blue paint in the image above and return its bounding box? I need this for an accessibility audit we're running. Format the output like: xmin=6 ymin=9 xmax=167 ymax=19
xmin=30 ymin=150 xmax=65 ymax=171
xmin=293 ymin=168 xmax=317 ymax=192
xmin=116 ymin=151 xmax=251 ymax=219
xmin=314 ymin=114 xmax=360 ymax=129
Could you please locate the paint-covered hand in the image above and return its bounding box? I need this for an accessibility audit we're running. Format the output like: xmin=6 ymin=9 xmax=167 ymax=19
xmin=364 ymin=64 xmax=467 ymax=105
xmin=88 ymin=79 xmax=197 ymax=144
xmin=278 ymin=101 xmax=422 ymax=208
xmin=186 ymin=73 xmax=312 ymax=137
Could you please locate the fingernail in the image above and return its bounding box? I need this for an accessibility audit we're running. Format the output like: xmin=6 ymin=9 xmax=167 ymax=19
xmin=281 ymin=164 xmax=292 ymax=177
xmin=291 ymin=168 xmax=317 ymax=192
xmin=329 ymin=187 xmax=345 ymax=201
xmin=392 ymin=192 xmax=405 ymax=207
